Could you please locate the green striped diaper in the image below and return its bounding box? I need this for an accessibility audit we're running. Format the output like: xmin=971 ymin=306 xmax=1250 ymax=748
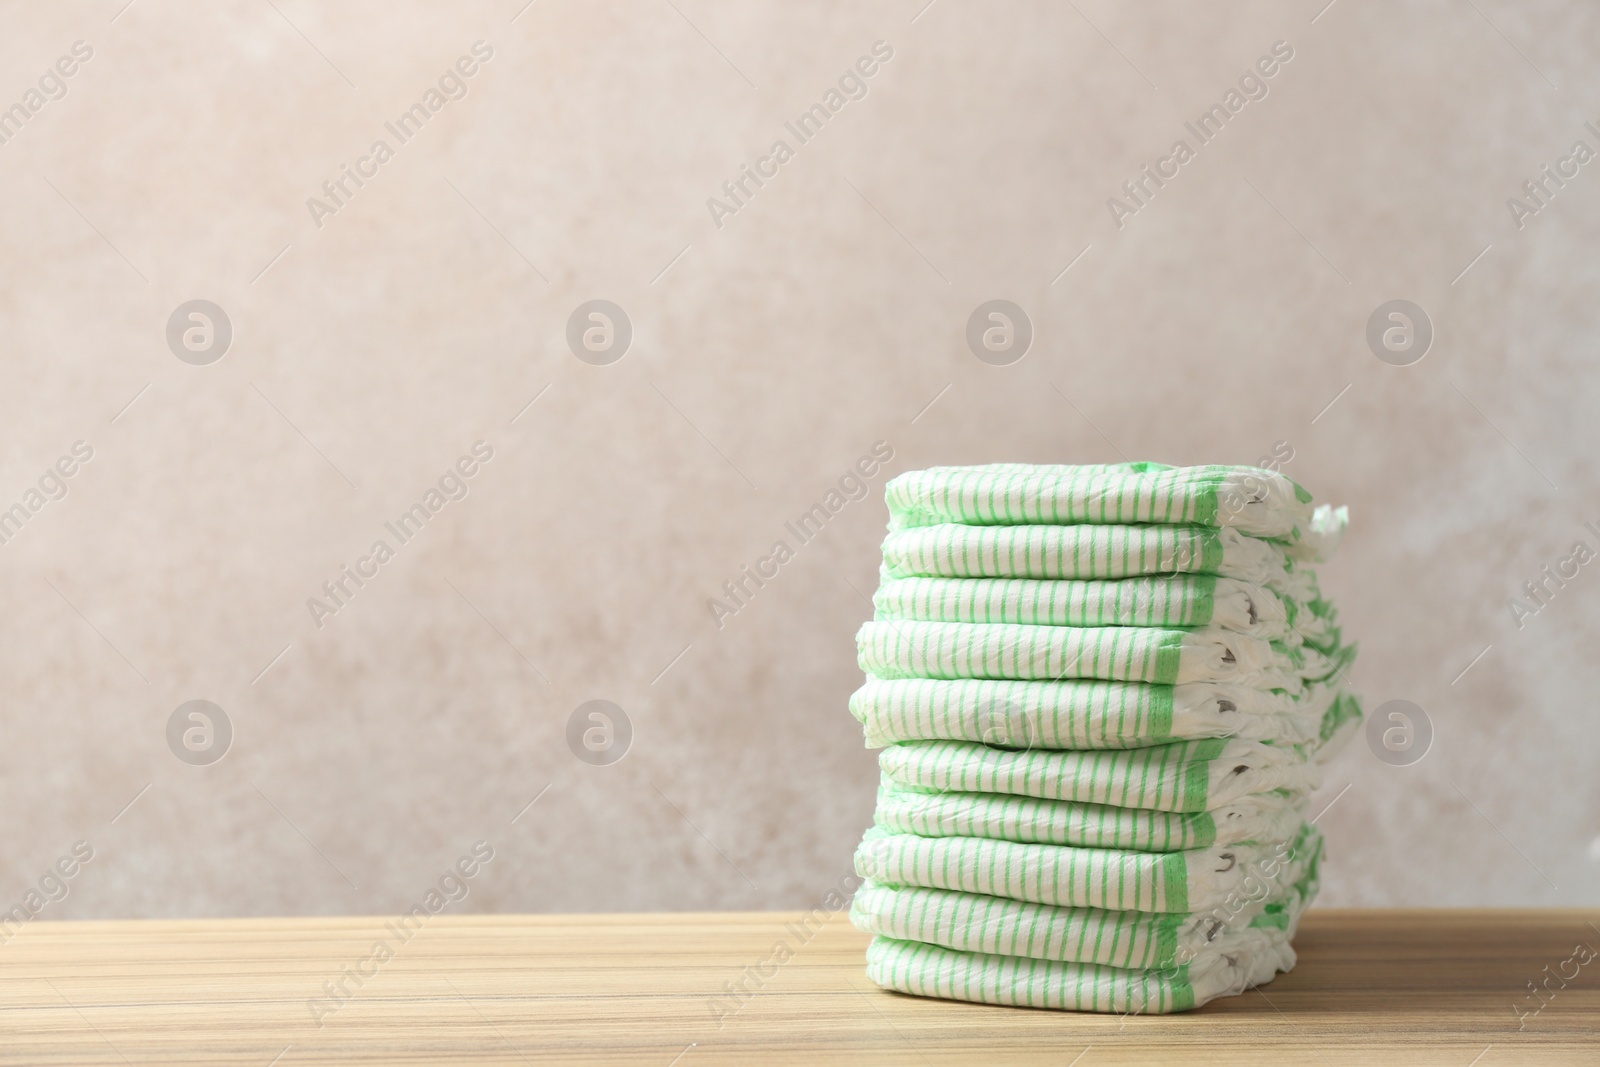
xmin=884 ymin=464 xmax=1314 ymax=540
xmin=850 ymin=676 xmax=1341 ymax=749
xmin=856 ymin=619 xmax=1328 ymax=690
xmin=854 ymin=824 xmax=1316 ymax=914
xmin=872 ymin=573 xmax=1292 ymax=639
xmin=880 ymin=523 xmax=1305 ymax=596
xmin=878 ymin=737 xmax=1320 ymax=814
xmin=874 ymin=782 xmax=1307 ymax=851
xmin=863 ymin=932 xmax=1288 ymax=1014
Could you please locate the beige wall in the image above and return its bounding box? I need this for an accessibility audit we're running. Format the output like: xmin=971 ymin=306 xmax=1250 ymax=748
xmin=1 ymin=0 xmax=1595 ymax=921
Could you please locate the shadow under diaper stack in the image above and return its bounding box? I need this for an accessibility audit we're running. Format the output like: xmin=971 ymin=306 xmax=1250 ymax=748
xmin=848 ymin=463 xmax=1362 ymax=1013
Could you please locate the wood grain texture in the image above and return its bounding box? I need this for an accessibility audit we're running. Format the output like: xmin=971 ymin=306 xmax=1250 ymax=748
xmin=1 ymin=909 xmax=1596 ymax=1065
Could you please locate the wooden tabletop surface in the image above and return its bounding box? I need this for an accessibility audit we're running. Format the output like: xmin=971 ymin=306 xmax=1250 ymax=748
xmin=2 ymin=909 xmax=1596 ymax=1065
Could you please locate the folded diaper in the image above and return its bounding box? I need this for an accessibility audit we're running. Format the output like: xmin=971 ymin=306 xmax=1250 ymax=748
xmin=854 ymin=823 xmax=1318 ymax=914
xmin=884 ymin=463 xmax=1314 ymax=539
xmin=878 ymin=737 xmax=1321 ymax=814
xmin=872 ymin=573 xmax=1292 ymax=639
xmin=849 ymin=675 xmax=1343 ymax=749
xmin=874 ymin=782 xmax=1307 ymax=851
xmin=863 ymin=934 xmax=1291 ymax=1014
xmin=857 ymin=619 xmax=1342 ymax=690
xmin=873 ymin=570 xmax=1347 ymax=662
xmin=881 ymin=521 xmax=1314 ymax=592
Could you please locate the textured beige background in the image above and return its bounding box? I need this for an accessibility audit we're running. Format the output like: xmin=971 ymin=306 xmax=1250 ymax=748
xmin=0 ymin=0 xmax=1595 ymax=921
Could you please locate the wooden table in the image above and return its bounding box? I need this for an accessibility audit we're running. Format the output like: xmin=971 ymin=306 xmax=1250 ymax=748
xmin=2 ymin=910 xmax=1595 ymax=1064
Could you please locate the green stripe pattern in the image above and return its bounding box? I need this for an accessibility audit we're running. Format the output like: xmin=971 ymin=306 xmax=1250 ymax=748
xmin=856 ymin=619 xmax=1317 ymax=687
xmin=848 ymin=464 xmax=1361 ymax=1013
xmin=865 ymin=936 xmax=1202 ymax=1013
xmin=873 ymin=783 xmax=1307 ymax=850
xmin=854 ymin=828 xmax=1327 ymax=915
xmin=880 ymin=522 xmax=1318 ymax=597
xmin=882 ymin=523 xmax=1226 ymax=581
xmin=877 ymin=573 xmax=1248 ymax=629
xmin=877 ymin=738 xmax=1320 ymax=813
xmin=875 ymin=571 xmax=1342 ymax=651
xmin=852 ymin=675 xmax=1177 ymax=750
xmin=885 ymin=464 xmax=1313 ymax=538
xmin=850 ymin=675 xmax=1343 ymax=750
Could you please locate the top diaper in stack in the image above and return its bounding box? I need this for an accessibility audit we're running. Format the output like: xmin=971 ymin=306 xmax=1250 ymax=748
xmin=848 ymin=463 xmax=1361 ymax=1013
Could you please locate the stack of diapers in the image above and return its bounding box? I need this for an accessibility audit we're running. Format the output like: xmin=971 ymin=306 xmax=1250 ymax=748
xmin=847 ymin=463 xmax=1362 ymax=1013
